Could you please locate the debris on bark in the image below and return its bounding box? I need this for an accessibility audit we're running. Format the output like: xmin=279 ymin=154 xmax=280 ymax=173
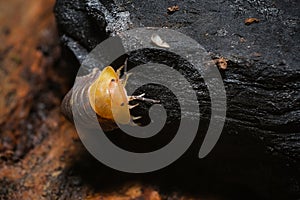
xmin=244 ymin=18 xmax=260 ymax=25
xmin=167 ymin=5 xmax=180 ymax=14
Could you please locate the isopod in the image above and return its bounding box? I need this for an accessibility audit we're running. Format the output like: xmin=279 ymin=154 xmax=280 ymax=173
xmin=61 ymin=59 xmax=159 ymax=131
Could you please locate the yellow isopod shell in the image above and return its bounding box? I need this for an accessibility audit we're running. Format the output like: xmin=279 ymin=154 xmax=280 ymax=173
xmin=88 ymin=66 xmax=131 ymax=124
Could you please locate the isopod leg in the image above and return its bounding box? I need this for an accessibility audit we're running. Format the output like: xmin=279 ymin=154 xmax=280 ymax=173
xmin=117 ymin=58 xmax=128 ymax=77
xmin=116 ymin=65 xmax=124 ymax=77
xmin=128 ymin=93 xmax=160 ymax=103
xmin=122 ymin=72 xmax=132 ymax=87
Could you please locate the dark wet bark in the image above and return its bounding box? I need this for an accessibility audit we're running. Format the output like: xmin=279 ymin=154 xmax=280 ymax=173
xmin=55 ymin=0 xmax=300 ymax=160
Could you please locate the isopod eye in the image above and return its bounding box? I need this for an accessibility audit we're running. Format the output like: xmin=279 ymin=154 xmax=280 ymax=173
xmin=111 ymin=78 xmax=115 ymax=82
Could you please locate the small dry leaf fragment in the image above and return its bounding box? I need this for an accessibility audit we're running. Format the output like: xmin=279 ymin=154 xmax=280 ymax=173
xmin=214 ymin=57 xmax=228 ymax=70
xmin=167 ymin=5 xmax=179 ymax=14
xmin=245 ymin=18 xmax=260 ymax=25
xmin=151 ymin=33 xmax=170 ymax=48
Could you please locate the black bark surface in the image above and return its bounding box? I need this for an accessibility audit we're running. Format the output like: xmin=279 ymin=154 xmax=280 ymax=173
xmin=54 ymin=0 xmax=300 ymax=199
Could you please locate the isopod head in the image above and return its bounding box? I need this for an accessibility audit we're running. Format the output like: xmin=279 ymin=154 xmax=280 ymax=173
xmin=88 ymin=66 xmax=131 ymax=124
